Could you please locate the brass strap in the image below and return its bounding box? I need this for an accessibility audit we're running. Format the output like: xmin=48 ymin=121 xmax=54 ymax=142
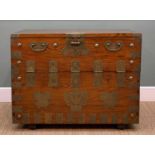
xmin=100 ymin=114 xmax=108 ymax=124
xmin=117 ymin=72 xmax=125 ymax=88
xmin=26 ymin=73 xmax=35 ymax=87
xmin=12 ymin=95 xmax=22 ymax=102
xmin=93 ymin=73 xmax=103 ymax=87
xmin=48 ymin=61 xmax=58 ymax=87
xmin=111 ymin=115 xmax=117 ymax=124
xmin=128 ymin=94 xmax=139 ymax=101
xmin=12 ymin=51 xmax=22 ymax=59
xmin=49 ymin=60 xmax=58 ymax=73
xmin=44 ymin=113 xmax=52 ymax=124
xmin=55 ymin=113 xmax=63 ymax=124
xmin=116 ymin=60 xmax=125 ymax=88
xmin=130 ymin=51 xmax=141 ymax=59
xmin=89 ymin=114 xmax=96 ymax=124
xmin=71 ymin=72 xmax=80 ymax=88
xmin=34 ymin=113 xmax=41 ymax=124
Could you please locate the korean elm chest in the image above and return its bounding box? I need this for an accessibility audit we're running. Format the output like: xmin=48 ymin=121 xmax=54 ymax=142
xmin=11 ymin=30 xmax=142 ymax=128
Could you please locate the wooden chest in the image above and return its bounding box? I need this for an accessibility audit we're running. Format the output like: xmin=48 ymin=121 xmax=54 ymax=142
xmin=11 ymin=30 xmax=142 ymax=128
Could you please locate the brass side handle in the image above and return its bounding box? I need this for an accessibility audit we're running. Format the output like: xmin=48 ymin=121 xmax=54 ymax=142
xmin=70 ymin=41 xmax=81 ymax=46
xmin=30 ymin=42 xmax=48 ymax=52
xmin=104 ymin=41 xmax=122 ymax=52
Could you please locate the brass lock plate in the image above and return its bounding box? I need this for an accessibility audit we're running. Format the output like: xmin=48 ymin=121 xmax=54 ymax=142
xmin=62 ymin=34 xmax=89 ymax=56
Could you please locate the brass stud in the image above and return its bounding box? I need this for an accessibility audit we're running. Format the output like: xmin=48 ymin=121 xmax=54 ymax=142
xmin=129 ymin=60 xmax=134 ymax=64
xmin=94 ymin=43 xmax=99 ymax=47
xmin=117 ymin=42 xmax=121 ymax=46
xmin=17 ymin=76 xmax=22 ymax=80
xmin=129 ymin=43 xmax=134 ymax=47
xmin=16 ymin=113 xmax=22 ymax=119
xmin=128 ymin=76 xmax=133 ymax=80
xmin=17 ymin=42 xmax=22 ymax=47
xmin=53 ymin=42 xmax=58 ymax=47
xmin=106 ymin=42 xmax=111 ymax=46
xmin=130 ymin=113 xmax=135 ymax=118
xmin=17 ymin=60 xmax=22 ymax=64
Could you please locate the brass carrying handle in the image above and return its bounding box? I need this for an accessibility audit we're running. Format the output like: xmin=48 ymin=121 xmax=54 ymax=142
xmin=70 ymin=41 xmax=81 ymax=46
xmin=104 ymin=42 xmax=122 ymax=52
xmin=30 ymin=42 xmax=48 ymax=52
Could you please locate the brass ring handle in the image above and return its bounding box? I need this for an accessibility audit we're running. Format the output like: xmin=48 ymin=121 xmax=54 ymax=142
xmin=30 ymin=42 xmax=48 ymax=52
xmin=70 ymin=41 xmax=81 ymax=46
xmin=104 ymin=42 xmax=122 ymax=52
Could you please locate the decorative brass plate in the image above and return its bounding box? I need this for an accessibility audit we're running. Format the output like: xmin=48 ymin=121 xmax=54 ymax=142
xmin=100 ymin=92 xmax=118 ymax=108
xmin=64 ymin=91 xmax=88 ymax=112
xmin=62 ymin=34 xmax=89 ymax=56
xmin=26 ymin=60 xmax=35 ymax=72
xmin=116 ymin=60 xmax=126 ymax=72
xmin=93 ymin=60 xmax=103 ymax=73
xmin=71 ymin=61 xmax=80 ymax=72
xmin=34 ymin=92 xmax=51 ymax=108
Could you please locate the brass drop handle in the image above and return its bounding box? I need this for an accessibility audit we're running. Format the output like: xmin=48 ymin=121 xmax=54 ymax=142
xmin=104 ymin=41 xmax=122 ymax=52
xmin=30 ymin=42 xmax=48 ymax=52
xmin=70 ymin=41 xmax=81 ymax=46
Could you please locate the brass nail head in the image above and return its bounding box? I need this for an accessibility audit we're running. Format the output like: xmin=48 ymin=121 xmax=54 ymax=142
xmin=17 ymin=42 xmax=22 ymax=47
xmin=17 ymin=113 xmax=22 ymax=119
xmin=17 ymin=60 xmax=22 ymax=64
xmin=94 ymin=43 xmax=99 ymax=47
xmin=130 ymin=113 xmax=135 ymax=117
xmin=129 ymin=43 xmax=134 ymax=47
xmin=129 ymin=76 xmax=133 ymax=80
xmin=53 ymin=42 xmax=58 ymax=47
xmin=129 ymin=60 xmax=134 ymax=64
xmin=17 ymin=76 xmax=22 ymax=80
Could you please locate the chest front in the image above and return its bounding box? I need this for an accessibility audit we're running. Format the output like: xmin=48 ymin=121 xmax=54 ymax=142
xmin=11 ymin=31 xmax=142 ymax=125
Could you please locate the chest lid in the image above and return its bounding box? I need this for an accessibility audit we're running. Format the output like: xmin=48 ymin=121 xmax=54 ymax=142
xmin=11 ymin=29 xmax=142 ymax=73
